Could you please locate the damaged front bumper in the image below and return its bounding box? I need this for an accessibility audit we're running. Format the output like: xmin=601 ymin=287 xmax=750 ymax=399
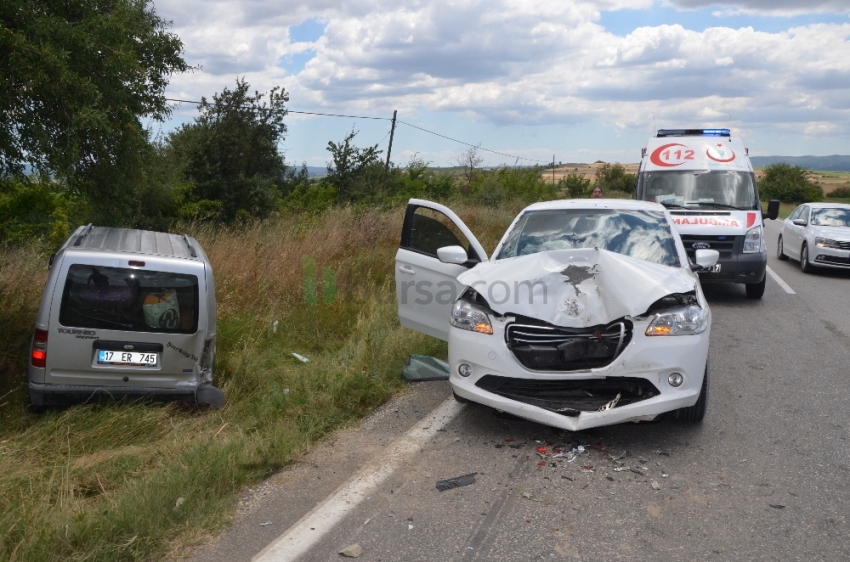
xmin=448 ymin=315 xmax=709 ymax=431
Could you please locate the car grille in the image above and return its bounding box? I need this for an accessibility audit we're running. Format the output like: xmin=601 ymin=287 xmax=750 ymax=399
xmin=475 ymin=375 xmax=659 ymax=416
xmin=680 ymin=235 xmax=737 ymax=260
xmin=833 ymin=240 xmax=850 ymax=250
xmin=505 ymin=320 xmax=632 ymax=371
xmin=815 ymin=254 xmax=850 ymax=266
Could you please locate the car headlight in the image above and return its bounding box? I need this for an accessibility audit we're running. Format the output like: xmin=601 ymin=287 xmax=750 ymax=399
xmin=815 ymin=237 xmax=840 ymax=249
xmin=451 ymin=299 xmax=494 ymax=335
xmin=645 ymin=305 xmax=708 ymax=336
xmin=743 ymin=224 xmax=763 ymax=254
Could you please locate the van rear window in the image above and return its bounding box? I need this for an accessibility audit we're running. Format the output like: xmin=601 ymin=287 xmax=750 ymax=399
xmin=59 ymin=265 xmax=199 ymax=334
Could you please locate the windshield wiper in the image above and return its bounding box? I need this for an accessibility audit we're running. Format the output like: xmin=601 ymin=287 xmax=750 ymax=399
xmin=684 ymin=202 xmax=742 ymax=210
xmin=658 ymin=202 xmax=687 ymax=209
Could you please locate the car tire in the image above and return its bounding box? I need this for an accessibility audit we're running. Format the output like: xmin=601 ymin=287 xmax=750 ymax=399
xmin=800 ymin=243 xmax=814 ymax=273
xmin=452 ymin=390 xmax=470 ymax=404
xmin=675 ymin=359 xmax=709 ymax=423
xmin=777 ymin=235 xmax=788 ymax=261
xmin=745 ymin=276 xmax=765 ymax=299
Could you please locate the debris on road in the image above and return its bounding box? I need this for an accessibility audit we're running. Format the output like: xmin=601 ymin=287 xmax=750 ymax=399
xmin=340 ymin=544 xmax=363 ymax=558
xmin=436 ymin=473 xmax=477 ymax=491
xmin=769 ymin=504 xmax=786 ymax=509
xmin=260 ymin=521 xmax=272 ymax=526
xmin=651 ymin=481 xmax=661 ymax=490
xmin=401 ymin=355 xmax=450 ymax=381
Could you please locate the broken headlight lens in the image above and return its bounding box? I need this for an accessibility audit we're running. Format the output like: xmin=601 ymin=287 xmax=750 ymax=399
xmin=645 ymin=305 xmax=708 ymax=336
xmin=451 ymin=299 xmax=494 ymax=335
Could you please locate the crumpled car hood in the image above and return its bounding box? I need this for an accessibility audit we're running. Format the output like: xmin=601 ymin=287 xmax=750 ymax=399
xmin=457 ymin=248 xmax=696 ymax=327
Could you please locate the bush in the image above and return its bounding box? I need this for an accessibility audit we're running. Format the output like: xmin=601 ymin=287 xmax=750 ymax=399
xmin=827 ymin=186 xmax=850 ymax=199
xmin=758 ymin=163 xmax=823 ymax=204
xmin=560 ymin=170 xmax=591 ymax=198
xmin=593 ymin=163 xmax=635 ymax=195
xmin=0 ymin=177 xmax=86 ymax=247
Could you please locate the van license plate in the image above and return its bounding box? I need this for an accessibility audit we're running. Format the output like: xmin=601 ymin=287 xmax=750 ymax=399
xmin=701 ymin=264 xmax=721 ymax=273
xmin=97 ymin=350 xmax=158 ymax=366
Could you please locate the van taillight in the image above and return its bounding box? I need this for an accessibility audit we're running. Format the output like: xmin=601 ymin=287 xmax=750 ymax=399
xmin=31 ymin=329 xmax=47 ymax=368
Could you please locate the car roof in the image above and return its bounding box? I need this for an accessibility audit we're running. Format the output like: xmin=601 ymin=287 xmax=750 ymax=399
xmin=62 ymin=226 xmax=203 ymax=261
xmin=522 ymin=198 xmax=667 ymax=213
xmin=803 ymin=202 xmax=850 ymax=210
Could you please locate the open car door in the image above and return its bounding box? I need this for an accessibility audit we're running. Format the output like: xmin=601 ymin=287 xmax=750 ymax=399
xmin=395 ymin=199 xmax=488 ymax=341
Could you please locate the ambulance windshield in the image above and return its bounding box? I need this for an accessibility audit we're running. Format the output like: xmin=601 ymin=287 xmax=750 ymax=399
xmin=640 ymin=171 xmax=757 ymax=210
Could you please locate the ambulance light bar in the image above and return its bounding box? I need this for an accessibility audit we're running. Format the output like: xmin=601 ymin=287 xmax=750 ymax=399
xmin=656 ymin=128 xmax=731 ymax=137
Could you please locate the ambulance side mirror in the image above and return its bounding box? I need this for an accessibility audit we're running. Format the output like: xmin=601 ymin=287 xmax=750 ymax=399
xmin=764 ymin=200 xmax=780 ymax=221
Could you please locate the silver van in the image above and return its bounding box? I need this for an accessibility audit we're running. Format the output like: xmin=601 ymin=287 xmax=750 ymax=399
xmin=28 ymin=224 xmax=223 ymax=408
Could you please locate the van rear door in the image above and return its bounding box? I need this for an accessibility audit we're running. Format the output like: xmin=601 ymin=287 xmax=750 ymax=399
xmin=44 ymin=257 xmax=208 ymax=391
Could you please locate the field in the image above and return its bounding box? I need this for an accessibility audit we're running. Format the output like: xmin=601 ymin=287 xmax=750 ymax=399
xmin=0 ymin=202 xmax=522 ymax=561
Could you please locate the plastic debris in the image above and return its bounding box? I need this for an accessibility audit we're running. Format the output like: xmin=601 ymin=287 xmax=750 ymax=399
xmin=272 ymin=320 xmax=279 ymax=333
xmin=408 ymin=524 xmax=413 ymax=530
xmin=283 ymin=388 xmax=290 ymax=395
xmin=174 ymin=497 xmax=184 ymax=509
xmin=597 ymin=392 xmax=622 ymax=411
xmin=401 ymin=355 xmax=450 ymax=382
xmin=521 ymin=491 xmax=533 ymax=499
xmin=436 ymin=473 xmax=477 ymax=491
xmin=387 ymin=511 xmax=395 ymax=517
xmin=581 ymin=465 xmax=594 ymax=473
xmin=769 ymin=504 xmax=786 ymax=509
xmin=364 ymin=518 xmax=370 ymax=526
xmin=537 ymin=446 xmax=548 ymax=454
xmin=260 ymin=521 xmax=272 ymax=526
xmin=609 ymin=451 xmax=627 ymax=461
xmin=340 ymin=544 xmax=363 ymax=558
xmin=662 ymin=473 xmax=668 ymax=478
xmin=651 ymin=481 xmax=661 ymax=490
xmin=656 ymin=449 xmax=670 ymax=456
xmin=291 ymin=353 xmax=310 ymax=363
xmin=613 ymin=467 xmax=630 ymax=472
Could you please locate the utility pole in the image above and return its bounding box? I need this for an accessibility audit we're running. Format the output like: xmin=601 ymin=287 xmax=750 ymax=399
xmin=385 ymin=110 xmax=397 ymax=175
xmin=552 ymin=155 xmax=556 ymax=185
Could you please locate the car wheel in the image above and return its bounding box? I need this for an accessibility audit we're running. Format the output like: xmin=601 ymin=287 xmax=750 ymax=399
xmin=777 ymin=235 xmax=788 ymax=261
xmin=745 ymin=276 xmax=765 ymax=299
xmin=452 ymin=390 xmax=470 ymax=404
xmin=675 ymin=359 xmax=709 ymax=423
xmin=800 ymin=242 xmax=814 ymax=273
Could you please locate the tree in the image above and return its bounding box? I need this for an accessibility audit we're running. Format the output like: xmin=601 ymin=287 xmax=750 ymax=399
xmin=593 ymin=163 xmax=635 ymax=195
xmin=0 ymin=0 xmax=189 ymax=196
xmin=758 ymin=163 xmax=823 ymax=204
xmin=455 ymin=146 xmax=484 ymax=193
xmin=170 ymin=78 xmax=289 ymax=220
xmin=324 ymin=130 xmax=382 ymax=202
xmin=560 ymin=170 xmax=591 ymax=198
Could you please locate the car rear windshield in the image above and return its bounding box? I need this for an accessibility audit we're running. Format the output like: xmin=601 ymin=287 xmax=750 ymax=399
xmin=639 ymin=170 xmax=757 ymax=209
xmin=811 ymin=208 xmax=850 ymax=227
xmin=496 ymin=209 xmax=680 ymax=267
xmin=59 ymin=265 xmax=199 ymax=333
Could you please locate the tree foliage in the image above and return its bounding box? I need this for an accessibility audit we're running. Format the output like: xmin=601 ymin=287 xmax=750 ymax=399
xmin=560 ymin=170 xmax=591 ymax=198
xmin=593 ymin=163 xmax=635 ymax=195
xmin=324 ymin=130 xmax=383 ymax=202
xmin=758 ymin=163 xmax=823 ymax=204
xmin=0 ymin=0 xmax=189 ymax=194
xmin=170 ymin=78 xmax=289 ymax=220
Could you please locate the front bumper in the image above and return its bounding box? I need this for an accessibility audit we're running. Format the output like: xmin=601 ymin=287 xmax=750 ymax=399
xmin=696 ymin=250 xmax=766 ymax=285
xmin=811 ymin=244 xmax=850 ymax=269
xmin=448 ymin=317 xmax=709 ymax=431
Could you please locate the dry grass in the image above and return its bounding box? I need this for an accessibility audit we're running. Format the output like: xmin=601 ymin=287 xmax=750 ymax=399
xmin=0 ymin=201 xmax=521 ymax=561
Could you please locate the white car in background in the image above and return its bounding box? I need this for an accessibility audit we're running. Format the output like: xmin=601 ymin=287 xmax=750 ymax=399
xmin=777 ymin=203 xmax=850 ymax=273
xmin=395 ymin=198 xmax=719 ymax=432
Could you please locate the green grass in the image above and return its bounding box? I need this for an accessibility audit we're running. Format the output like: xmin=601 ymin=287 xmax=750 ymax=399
xmin=0 ymin=202 xmax=516 ymax=561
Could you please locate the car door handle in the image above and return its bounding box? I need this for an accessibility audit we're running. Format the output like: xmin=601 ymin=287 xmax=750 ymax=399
xmin=399 ymin=265 xmax=415 ymax=275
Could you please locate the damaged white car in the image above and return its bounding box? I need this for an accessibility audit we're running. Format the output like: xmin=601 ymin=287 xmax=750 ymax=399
xmin=395 ymin=199 xmax=719 ymax=431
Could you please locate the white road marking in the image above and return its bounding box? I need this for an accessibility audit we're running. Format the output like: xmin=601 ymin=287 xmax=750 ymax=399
xmin=766 ymin=266 xmax=796 ymax=295
xmin=252 ymin=398 xmax=465 ymax=562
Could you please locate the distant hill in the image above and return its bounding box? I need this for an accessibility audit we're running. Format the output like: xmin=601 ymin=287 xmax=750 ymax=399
xmin=750 ymin=155 xmax=850 ymax=172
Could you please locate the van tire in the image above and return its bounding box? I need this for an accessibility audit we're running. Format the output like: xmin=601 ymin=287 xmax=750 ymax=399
xmin=745 ymin=276 xmax=766 ymax=299
xmin=777 ymin=235 xmax=788 ymax=260
xmin=800 ymin=243 xmax=814 ymax=273
xmin=675 ymin=360 xmax=709 ymax=423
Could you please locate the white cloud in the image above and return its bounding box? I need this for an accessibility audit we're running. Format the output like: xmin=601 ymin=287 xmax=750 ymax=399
xmin=669 ymin=0 xmax=850 ymax=16
xmin=155 ymin=0 xmax=850 ymax=162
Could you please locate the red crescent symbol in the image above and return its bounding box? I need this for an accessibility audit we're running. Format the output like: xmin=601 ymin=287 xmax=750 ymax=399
xmin=706 ymin=147 xmax=735 ymax=163
xmin=650 ymin=143 xmax=687 ymax=167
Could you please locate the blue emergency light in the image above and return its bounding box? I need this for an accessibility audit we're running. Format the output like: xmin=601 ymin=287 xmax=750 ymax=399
xmin=657 ymin=128 xmax=731 ymax=137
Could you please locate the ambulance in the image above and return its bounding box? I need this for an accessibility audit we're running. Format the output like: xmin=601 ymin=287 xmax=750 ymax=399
xmin=635 ymin=128 xmax=779 ymax=298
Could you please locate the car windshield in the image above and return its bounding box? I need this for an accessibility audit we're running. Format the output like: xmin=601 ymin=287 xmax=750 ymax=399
xmin=496 ymin=209 xmax=680 ymax=267
xmin=639 ymin=170 xmax=756 ymax=209
xmin=811 ymin=207 xmax=850 ymax=227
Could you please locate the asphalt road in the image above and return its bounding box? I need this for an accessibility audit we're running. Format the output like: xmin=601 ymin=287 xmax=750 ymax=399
xmin=191 ymin=218 xmax=850 ymax=562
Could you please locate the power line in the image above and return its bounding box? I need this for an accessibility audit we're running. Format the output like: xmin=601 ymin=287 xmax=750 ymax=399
xmin=165 ymin=98 xmax=391 ymax=120
xmin=398 ymin=120 xmax=549 ymax=163
xmin=166 ymin=97 xmax=551 ymax=164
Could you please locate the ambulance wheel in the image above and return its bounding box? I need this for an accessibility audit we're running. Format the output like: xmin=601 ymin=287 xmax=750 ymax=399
xmin=675 ymin=360 xmax=709 ymax=423
xmin=777 ymin=235 xmax=788 ymax=260
xmin=745 ymin=276 xmax=765 ymax=299
xmin=800 ymin=243 xmax=814 ymax=273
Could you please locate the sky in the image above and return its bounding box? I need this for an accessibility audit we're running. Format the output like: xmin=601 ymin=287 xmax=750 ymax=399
xmin=152 ymin=0 xmax=850 ymax=168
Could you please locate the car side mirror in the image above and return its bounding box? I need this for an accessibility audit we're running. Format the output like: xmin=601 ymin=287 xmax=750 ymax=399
xmin=793 ymin=219 xmax=807 ymax=226
xmin=437 ymin=245 xmax=469 ymax=265
xmin=764 ymin=199 xmax=780 ymax=221
xmin=690 ymin=249 xmax=720 ymax=271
